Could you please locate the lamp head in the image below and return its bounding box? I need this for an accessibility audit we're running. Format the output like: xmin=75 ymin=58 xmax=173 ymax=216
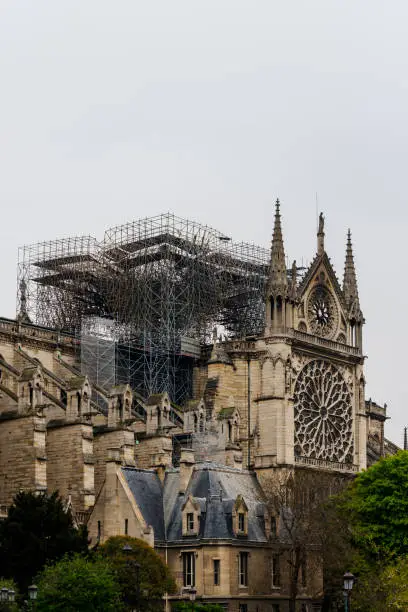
xmin=343 ymin=571 xmax=355 ymax=592
xmin=28 ymin=584 xmax=38 ymax=600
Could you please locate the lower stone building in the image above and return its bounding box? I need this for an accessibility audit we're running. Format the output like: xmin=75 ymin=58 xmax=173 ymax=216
xmin=88 ymin=450 xmax=323 ymax=612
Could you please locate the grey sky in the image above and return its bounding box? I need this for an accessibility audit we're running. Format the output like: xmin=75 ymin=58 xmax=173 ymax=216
xmin=0 ymin=1 xmax=406 ymax=444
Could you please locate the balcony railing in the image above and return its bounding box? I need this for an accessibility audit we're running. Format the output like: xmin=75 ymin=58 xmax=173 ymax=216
xmin=295 ymin=455 xmax=359 ymax=473
xmin=291 ymin=329 xmax=361 ymax=357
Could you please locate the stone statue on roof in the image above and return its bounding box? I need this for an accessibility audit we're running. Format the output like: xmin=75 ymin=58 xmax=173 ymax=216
xmin=318 ymin=212 xmax=325 ymax=234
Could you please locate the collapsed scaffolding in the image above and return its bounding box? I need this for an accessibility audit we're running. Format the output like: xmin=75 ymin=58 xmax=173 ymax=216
xmin=17 ymin=213 xmax=270 ymax=404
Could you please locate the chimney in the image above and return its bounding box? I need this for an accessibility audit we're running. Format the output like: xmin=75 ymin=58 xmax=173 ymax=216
xmin=179 ymin=449 xmax=195 ymax=494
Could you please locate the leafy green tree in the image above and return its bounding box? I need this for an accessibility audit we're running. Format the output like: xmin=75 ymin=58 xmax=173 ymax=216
xmin=340 ymin=451 xmax=408 ymax=561
xmin=99 ymin=535 xmax=177 ymax=611
xmin=36 ymin=554 xmax=123 ymax=611
xmin=345 ymin=557 xmax=408 ymax=612
xmin=172 ymin=603 xmax=225 ymax=611
xmin=0 ymin=491 xmax=88 ymax=593
xmin=322 ymin=453 xmax=408 ymax=610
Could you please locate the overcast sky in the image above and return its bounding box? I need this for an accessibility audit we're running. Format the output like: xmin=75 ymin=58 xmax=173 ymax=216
xmin=0 ymin=1 xmax=406 ymax=444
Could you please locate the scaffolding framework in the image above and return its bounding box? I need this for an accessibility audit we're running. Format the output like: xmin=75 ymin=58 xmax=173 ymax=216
xmin=17 ymin=213 xmax=270 ymax=404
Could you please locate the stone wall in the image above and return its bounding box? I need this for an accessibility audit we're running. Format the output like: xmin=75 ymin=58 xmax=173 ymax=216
xmin=93 ymin=427 xmax=135 ymax=496
xmin=0 ymin=413 xmax=47 ymax=507
xmin=134 ymin=434 xmax=172 ymax=470
xmin=46 ymin=421 xmax=95 ymax=511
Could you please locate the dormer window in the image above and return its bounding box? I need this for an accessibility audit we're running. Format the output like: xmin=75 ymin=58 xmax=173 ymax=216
xmin=182 ymin=495 xmax=200 ymax=537
xmin=233 ymin=495 xmax=248 ymax=537
xmin=187 ymin=512 xmax=194 ymax=532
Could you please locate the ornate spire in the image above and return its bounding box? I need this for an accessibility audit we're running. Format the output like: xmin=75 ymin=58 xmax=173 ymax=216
xmin=343 ymin=229 xmax=362 ymax=320
xmin=267 ymin=199 xmax=288 ymax=297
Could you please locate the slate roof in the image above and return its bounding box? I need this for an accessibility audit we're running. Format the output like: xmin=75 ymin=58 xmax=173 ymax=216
xmin=121 ymin=462 xmax=267 ymax=545
xmin=122 ymin=468 xmax=165 ymax=541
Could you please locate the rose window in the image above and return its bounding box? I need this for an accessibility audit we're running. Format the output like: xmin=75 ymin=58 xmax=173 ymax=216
xmin=294 ymin=360 xmax=353 ymax=463
xmin=307 ymin=285 xmax=338 ymax=339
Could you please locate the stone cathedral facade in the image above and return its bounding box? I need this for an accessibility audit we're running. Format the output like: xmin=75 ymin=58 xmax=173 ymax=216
xmin=0 ymin=202 xmax=395 ymax=611
xmin=192 ymin=202 xmax=368 ymax=482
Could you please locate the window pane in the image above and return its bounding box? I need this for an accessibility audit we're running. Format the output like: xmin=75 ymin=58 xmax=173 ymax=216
xmin=238 ymin=513 xmax=245 ymax=531
xmin=187 ymin=513 xmax=194 ymax=531
xmin=239 ymin=552 xmax=248 ymax=587
xmin=183 ymin=552 xmax=196 ymax=587
xmin=272 ymin=555 xmax=280 ymax=587
xmin=213 ymin=559 xmax=220 ymax=585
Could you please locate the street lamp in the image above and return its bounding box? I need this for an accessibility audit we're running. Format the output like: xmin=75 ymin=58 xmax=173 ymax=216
xmin=189 ymin=588 xmax=197 ymax=612
xmin=0 ymin=589 xmax=8 ymax=603
xmin=28 ymin=585 xmax=38 ymax=601
xmin=343 ymin=571 xmax=355 ymax=612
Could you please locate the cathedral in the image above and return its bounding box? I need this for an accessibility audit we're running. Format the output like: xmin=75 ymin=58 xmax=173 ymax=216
xmin=0 ymin=202 xmax=396 ymax=611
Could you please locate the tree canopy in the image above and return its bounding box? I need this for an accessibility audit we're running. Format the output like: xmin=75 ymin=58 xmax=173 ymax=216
xmin=324 ymin=452 xmax=408 ymax=611
xmin=341 ymin=451 xmax=408 ymax=560
xmin=0 ymin=491 xmax=88 ymax=593
xmin=99 ymin=535 xmax=177 ymax=611
xmin=173 ymin=603 xmax=225 ymax=612
xmin=36 ymin=554 xmax=122 ymax=612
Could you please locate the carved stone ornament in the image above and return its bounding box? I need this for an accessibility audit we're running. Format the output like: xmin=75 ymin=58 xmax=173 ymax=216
xmin=291 ymin=352 xmax=309 ymax=374
xmin=338 ymin=365 xmax=354 ymax=390
xmin=307 ymin=285 xmax=339 ymax=339
xmin=294 ymin=359 xmax=353 ymax=463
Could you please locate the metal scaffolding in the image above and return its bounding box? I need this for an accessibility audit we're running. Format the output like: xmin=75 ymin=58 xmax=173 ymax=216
xmin=17 ymin=213 xmax=270 ymax=404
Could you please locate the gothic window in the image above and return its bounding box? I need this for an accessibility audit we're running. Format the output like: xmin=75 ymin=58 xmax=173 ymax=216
xmin=183 ymin=552 xmax=195 ymax=587
xmin=294 ymin=360 xmax=353 ymax=463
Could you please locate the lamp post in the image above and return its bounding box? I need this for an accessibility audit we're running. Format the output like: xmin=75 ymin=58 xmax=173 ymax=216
xmin=343 ymin=571 xmax=355 ymax=612
xmin=189 ymin=587 xmax=197 ymax=612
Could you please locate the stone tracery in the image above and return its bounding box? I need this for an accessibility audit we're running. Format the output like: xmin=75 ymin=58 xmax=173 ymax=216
xmin=294 ymin=359 xmax=353 ymax=463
